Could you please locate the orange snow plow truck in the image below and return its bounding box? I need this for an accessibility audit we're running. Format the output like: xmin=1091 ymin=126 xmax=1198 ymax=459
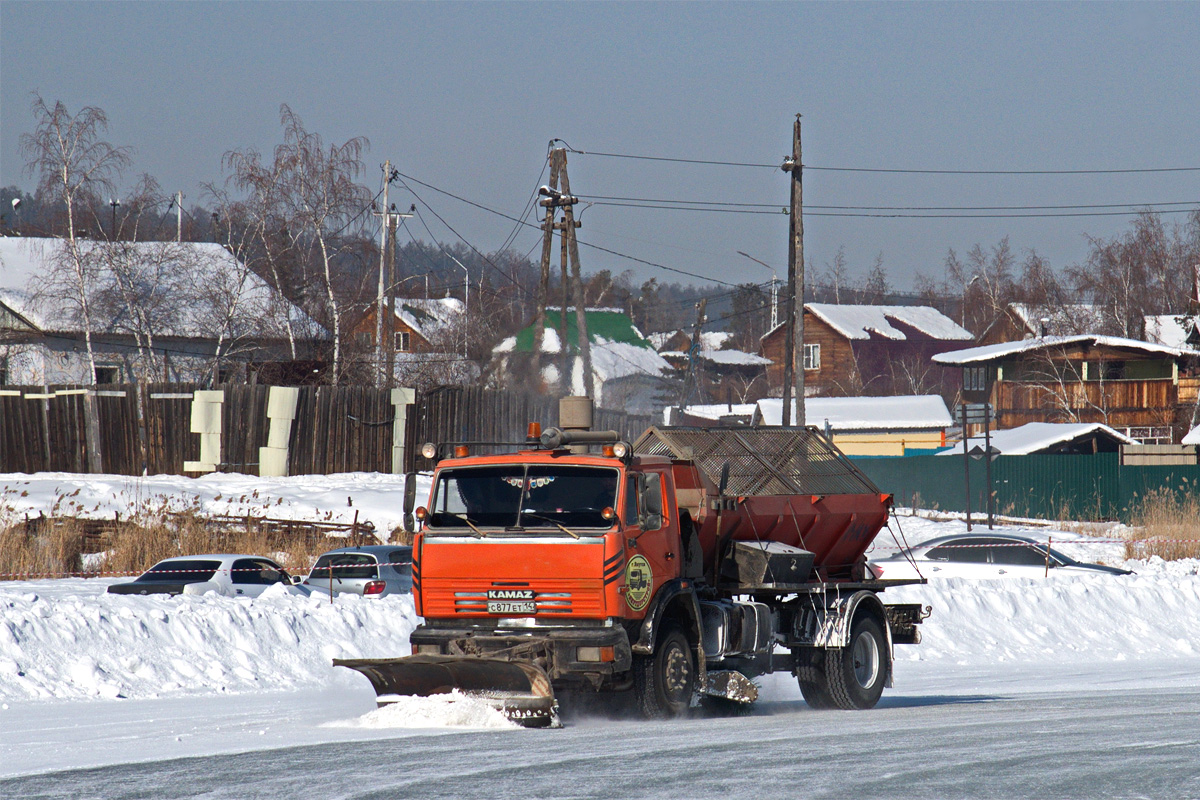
xmin=336 ymin=401 xmax=928 ymax=726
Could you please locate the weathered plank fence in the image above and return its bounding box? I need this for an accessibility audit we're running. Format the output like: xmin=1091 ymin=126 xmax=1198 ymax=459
xmin=0 ymin=384 xmax=656 ymax=477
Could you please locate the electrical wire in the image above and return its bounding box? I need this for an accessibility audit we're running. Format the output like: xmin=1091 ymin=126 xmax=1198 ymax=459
xmin=559 ymin=144 xmax=1200 ymax=175
xmin=394 ymin=171 xmax=741 ymax=288
xmin=579 ymin=194 xmax=1200 ymax=212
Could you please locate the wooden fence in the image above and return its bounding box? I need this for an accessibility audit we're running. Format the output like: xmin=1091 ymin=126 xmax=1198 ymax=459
xmin=0 ymin=383 xmax=657 ymax=477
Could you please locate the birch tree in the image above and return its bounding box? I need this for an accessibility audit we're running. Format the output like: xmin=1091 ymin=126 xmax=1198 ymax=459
xmin=21 ymin=95 xmax=131 ymax=382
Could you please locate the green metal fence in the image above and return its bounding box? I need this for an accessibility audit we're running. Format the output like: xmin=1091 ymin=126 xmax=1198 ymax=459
xmin=850 ymin=453 xmax=1200 ymax=522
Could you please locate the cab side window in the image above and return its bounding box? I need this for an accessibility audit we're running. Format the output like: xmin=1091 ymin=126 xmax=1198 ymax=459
xmin=624 ymin=476 xmax=639 ymax=527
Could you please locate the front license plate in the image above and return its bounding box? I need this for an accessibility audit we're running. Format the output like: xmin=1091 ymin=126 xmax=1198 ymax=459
xmin=487 ymin=600 xmax=536 ymax=614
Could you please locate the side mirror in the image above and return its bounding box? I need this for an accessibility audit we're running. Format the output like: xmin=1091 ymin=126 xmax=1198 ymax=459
xmin=403 ymin=472 xmax=418 ymax=532
xmin=640 ymin=473 xmax=663 ymax=531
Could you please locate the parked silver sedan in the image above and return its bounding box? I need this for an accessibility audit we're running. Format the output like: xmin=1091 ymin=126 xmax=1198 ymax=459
xmin=303 ymin=545 xmax=413 ymax=598
xmin=870 ymin=532 xmax=1133 ymax=580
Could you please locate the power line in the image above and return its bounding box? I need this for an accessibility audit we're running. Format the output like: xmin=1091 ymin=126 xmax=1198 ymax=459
xmin=579 ymin=194 xmax=1200 ymax=213
xmin=394 ymin=171 xmax=741 ymax=287
xmin=584 ymin=198 xmax=1200 ymax=219
xmin=559 ymin=144 xmax=1200 ymax=175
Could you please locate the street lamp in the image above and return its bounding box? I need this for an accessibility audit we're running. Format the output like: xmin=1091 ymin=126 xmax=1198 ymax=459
xmin=109 ymin=198 xmax=120 ymax=238
xmin=962 ymin=274 xmax=981 ymax=329
xmin=736 ymin=250 xmax=780 ymax=329
xmin=444 ymin=253 xmax=470 ymax=358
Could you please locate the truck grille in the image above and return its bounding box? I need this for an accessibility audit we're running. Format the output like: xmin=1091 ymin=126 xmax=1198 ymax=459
xmin=453 ymin=591 xmax=574 ymax=614
xmin=422 ymin=580 xmax=604 ymax=618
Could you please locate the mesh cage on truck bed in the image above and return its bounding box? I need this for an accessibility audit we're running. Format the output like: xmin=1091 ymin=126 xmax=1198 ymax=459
xmin=633 ymin=426 xmax=880 ymax=497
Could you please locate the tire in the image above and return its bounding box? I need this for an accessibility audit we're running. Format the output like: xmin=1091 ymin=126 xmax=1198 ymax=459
xmin=824 ymin=614 xmax=889 ymax=710
xmin=633 ymin=625 xmax=695 ymax=718
xmin=794 ymin=648 xmax=836 ymax=710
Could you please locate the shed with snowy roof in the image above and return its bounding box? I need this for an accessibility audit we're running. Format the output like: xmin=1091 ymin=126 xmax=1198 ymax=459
xmin=670 ymin=394 xmax=953 ymax=456
xmin=759 ymin=303 xmax=973 ymax=398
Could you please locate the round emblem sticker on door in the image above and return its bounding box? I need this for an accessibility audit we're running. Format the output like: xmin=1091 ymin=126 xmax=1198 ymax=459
xmin=624 ymin=555 xmax=653 ymax=611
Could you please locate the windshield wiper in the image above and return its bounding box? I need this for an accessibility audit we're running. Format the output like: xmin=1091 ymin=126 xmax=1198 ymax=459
xmin=449 ymin=513 xmax=488 ymax=538
xmin=520 ymin=512 xmax=581 ymax=539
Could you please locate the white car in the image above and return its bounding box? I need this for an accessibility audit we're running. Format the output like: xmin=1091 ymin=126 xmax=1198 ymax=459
xmin=106 ymin=554 xmax=299 ymax=597
xmin=869 ymin=533 xmax=1133 ymax=580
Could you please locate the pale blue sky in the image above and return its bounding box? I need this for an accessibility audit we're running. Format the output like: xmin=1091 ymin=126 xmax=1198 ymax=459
xmin=2 ymin=1 xmax=1198 ymax=290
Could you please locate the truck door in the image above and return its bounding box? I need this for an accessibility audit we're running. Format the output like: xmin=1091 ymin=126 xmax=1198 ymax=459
xmin=622 ymin=470 xmax=681 ymax=617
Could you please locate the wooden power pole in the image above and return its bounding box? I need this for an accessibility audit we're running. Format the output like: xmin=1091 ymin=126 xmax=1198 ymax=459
xmin=536 ymin=148 xmax=592 ymax=398
xmin=781 ymin=114 xmax=805 ymax=426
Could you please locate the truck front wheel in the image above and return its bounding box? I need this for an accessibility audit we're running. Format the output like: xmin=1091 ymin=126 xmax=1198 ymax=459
xmin=824 ymin=615 xmax=889 ymax=710
xmin=633 ymin=626 xmax=695 ymax=718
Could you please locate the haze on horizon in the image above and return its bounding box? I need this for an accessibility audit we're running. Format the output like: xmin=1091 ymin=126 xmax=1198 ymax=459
xmin=2 ymin=1 xmax=1198 ymax=292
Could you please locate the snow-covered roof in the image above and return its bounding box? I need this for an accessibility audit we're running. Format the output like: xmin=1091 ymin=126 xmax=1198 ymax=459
xmin=756 ymin=395 xmax=953 ymax=431
xmin=394 ymin=297 xmax=463 ymax=341
xmin=1182 ymin=425 xmax=1200 ymax=445
xmin=698 ymin=348 xmax=772 ymax=366
xmin=1008 ymin=303 xmax=1102 ymax=336
xmin=0 ymin=237 xmax=319 ymax=339
xmin=649 ymin=330 xmax=732 ymax=351
xmin=494 ymin=308 xmax=672 ymax=384
xmin=938 ymin=422 xmax=1137 ymax=456
xmin=1144 ymin=314 xmax=1198 ymax=351
xmin=805 ymin=303 xmax=973 ymax=342
xmin=933 ymin=335 xmax=1188 ymax=365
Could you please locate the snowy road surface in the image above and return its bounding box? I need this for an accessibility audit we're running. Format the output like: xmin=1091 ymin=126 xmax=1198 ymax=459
xmin=3 ymin=474 xmax=1200 ymax=798
xmin=3 ymin=664 xmax=1200 ymax=799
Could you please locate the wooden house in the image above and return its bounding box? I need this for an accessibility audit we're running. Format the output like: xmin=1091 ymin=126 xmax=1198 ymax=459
xmin=352 ymin=297 xmax=464 ymax=354
xmin=933 ymin=335 xmax=1192 ymax=443
xmin=759 ymin=304 xmax=974 ymax=398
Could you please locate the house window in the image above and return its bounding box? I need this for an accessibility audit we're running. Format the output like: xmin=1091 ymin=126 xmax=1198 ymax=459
xmin=0 ymin=367 xmax=7 ymax=386
xmin=94 ymin=365 xmax=120 ymax=385
xmin=395 ymin=331 xmax=411 ymax=352
xmin=803 ymin=343 xmax=820 ymax=371
xmin=964 ymin=366 xmax=989 ymax=392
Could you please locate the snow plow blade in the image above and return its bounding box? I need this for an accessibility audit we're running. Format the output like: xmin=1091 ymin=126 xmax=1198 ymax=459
xmin=334 ymin=655 xmax=558 ymax=727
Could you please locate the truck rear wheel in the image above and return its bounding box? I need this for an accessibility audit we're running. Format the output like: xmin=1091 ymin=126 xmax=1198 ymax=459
xmin=633 ymin=625 xmax=695 ymax=718
xmin=794 ymin=648 xmax=836 ymax=710
xmin=824 ymin=615 xmax=889 ymax=710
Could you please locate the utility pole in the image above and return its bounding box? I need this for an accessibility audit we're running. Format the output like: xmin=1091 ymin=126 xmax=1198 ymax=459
xmin=533 ymin=153 xmax=562 ymax=390
xmin=536 ymin=148 xmax=592 ymax=398
xmin=373 ymin=162 xmax=410 ymax=389
xmin=175 ymin=191 xmax=183 ymax=242
xmin=781 ymin=114 xmax=805 ymax=426
xmin=375 ymin=160 xmax=392 ymax=388
xmin=678 ymin=298 xmax=708 ymax=410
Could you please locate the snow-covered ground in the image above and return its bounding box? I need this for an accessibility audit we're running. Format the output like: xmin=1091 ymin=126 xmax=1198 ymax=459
xmin=2 ymin=473 xmax=1200 ymax=794
xmin=0 ymin=471 xmax=433 ymax=540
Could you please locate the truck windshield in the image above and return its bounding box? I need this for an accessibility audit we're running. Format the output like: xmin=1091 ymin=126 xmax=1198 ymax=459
xmin=429 ymin=465 xmax=619 ymax=530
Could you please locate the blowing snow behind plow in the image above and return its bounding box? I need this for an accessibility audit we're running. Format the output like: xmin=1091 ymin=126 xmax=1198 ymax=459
xmin=334 ymin=655 xmax=559 ymax=727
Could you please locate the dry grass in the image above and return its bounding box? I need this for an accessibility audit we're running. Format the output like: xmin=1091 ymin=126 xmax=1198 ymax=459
xmin=1125 ymin=487 xmax=1200 ymax=561
xmin=0 ymin=506 xmax=366 ymax=581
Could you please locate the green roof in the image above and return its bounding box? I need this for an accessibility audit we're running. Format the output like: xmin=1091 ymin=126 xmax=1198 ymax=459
xmin=511 ymin=308 xmax=653 ymax=353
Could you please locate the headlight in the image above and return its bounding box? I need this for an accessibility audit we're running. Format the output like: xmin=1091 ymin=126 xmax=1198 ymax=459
xmin=612 ymin=441 xmax=630 ymax=459
xmin=420 ymin=442 xmax=438 ymax=460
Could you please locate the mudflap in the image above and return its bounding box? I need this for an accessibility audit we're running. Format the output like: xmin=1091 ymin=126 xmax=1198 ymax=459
xmin=334 ymin=655 xmax=560 ymax=728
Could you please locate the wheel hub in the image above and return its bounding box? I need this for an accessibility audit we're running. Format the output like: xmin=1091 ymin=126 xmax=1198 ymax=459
xmin=663 ymin=644 xmax=691 ymax=694
xmin=851 ymin=630 xmax=880 ymax=689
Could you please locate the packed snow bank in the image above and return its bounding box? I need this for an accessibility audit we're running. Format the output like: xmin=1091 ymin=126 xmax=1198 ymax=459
xmin=324 ymin=691 xmax=518 ymax=730
xmin=0 ymin=471 xmax=432 ymax=538
xmin=2 ymin=513 xmax=1198 ymax=710
xmin=0 ymin=580 xmax=418 ymax=702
